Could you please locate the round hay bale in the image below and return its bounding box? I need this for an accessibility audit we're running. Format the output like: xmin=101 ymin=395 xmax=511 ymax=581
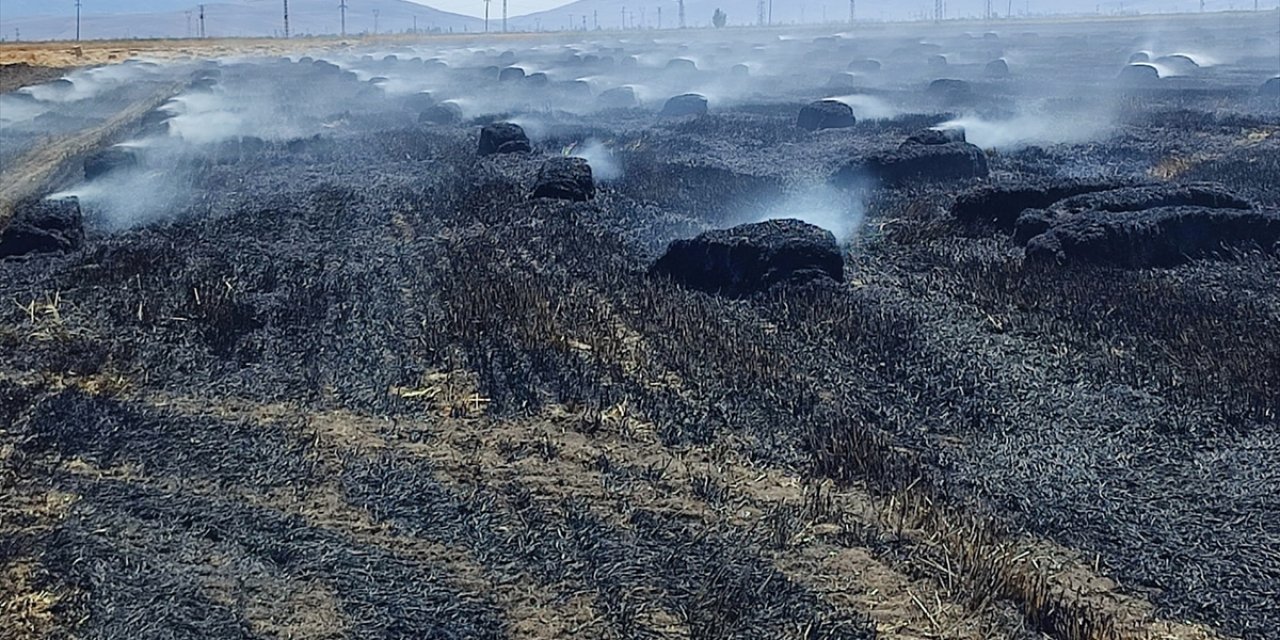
xmin=478 ymin=122 xmax=531 ymax=155
xmin=649 ymin=219 xmax=845 ymax=296
xmin=984 ymin=58 xmax=1011 ymax=78
xmin=0 ymin=197 xmax=84 ymax=259
xmin=661 ymin=93 xmax=708 ymax=117
xmin=531 ymin=157 xmax=594 ymax=202
xmin=797 ymin=100 xmax=856 ymax=131
xmin=598 ymin=86 xmax=638 ymax=109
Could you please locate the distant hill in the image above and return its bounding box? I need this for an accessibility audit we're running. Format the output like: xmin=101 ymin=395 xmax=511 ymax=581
xmin=0 ymin=0 xmax=483 ymax=41
xmin=505 ymin=0 xmax=1227 ymax=30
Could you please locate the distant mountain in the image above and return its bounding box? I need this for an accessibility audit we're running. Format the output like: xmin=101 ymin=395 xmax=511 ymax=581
xmin=0 ymin=0 xmax=483 ymax=41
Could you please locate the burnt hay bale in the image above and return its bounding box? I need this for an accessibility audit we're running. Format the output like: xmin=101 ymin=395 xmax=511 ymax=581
xmin=531 ymin=157 xmax=594 ymax=202
xmin=662 ymin=93 xmax=709 ymax=117
xmin=902 ymin=127 xmax=966 ymax=147
xmin=420 ymin=102 xmax=464 ymax=125
xmin=797 ymin=100 xmax=856 ymax=131
xmin=0 ymin=197 xmax=84 ymax=259
xmin=1050 ymin=183 xmax=1252 ymax=215
xmin=951 ymin=178 xmax=1140 ymax=230
xmin=928 ymin=55 xmax=949 ymax=70
xmin=1025 ymin=207 xmax=1280 ymax=268
xmin=1262 ymin=77 xmax=1280 ymax=97
xmin=650 ymin=219 xmax=844 ymax=297
xmin=730 ymin=64 xmax=751 ymax=78
xmin=598 ymin=86 xmax=638 ymax=109
xmin=402 ymin=91 xmax=435 ymax=112
xmin=839 ymin=142 xmax=989 ymax=187
xmin=1119 ymin=63 xmax=1161 ymax=85
xmin=525 ymin=72 xmax=550 ymax=87
xmin=84 ymin=147 xmax=140 ymax=180
xmin=1128 ymin=51 xmax=1151 ymax=64
xmin=666 ymin=58 xmax=699 ymax=73
xmin=926 ymin=78 xmax=973 ymax=105
xmin=477 ymin=122 xmax=531 ymax=155
xmin=499 ymin=66 xmax=526 ymax=82
xmin=985 ymin=59 xmax=1011 ymax=78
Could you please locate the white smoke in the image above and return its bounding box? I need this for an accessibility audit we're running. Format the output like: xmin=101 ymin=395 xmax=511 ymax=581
xmin=571 ymin=139 xmax=622 ymax=182
xmin=753 ymin=185 xmax=865 ymax=244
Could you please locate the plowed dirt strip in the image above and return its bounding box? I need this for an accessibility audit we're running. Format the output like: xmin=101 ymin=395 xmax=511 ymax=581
xmin=0 ymin=82 xmax=181 ymax=227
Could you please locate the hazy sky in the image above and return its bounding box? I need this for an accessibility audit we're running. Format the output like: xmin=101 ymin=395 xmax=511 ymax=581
xmin=411 ymin=0 xmax=571 ymax=18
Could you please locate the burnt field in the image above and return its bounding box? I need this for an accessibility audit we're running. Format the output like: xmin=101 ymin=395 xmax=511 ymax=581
xmin=2 ymin=12 xmax=1280 ymax=640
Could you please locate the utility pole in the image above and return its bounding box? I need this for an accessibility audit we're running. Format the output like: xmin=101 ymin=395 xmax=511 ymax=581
xmin=373 ymin=8 xmax=379 ymax=34
xmin=593 ymin=10 xmax=598 ymax=29
xmin=678 ymin=0 xmax=686 ymax=28
xmin=850 ymin=0 xmax=855 ymax=23
xmin=503 ymin=0 xmax=507 ymax=32
xmin=621 ymin=6 xmax=626 ymax=29
xmin=199 ymin=4 xmax=205 ymax=37
xmin=769 ymin=0 xmax=773 ymax=24
xmin=1008 ymin=0 xmax=1013 ymax=18
xmin=758 ymin=0 xmax=765 ymax=26
xmin=483 ymin=0 xmax=490 ymax=32
xmin=339 ymin=0 xmax=347 ymax=36
xmin=283 ymin=0 xmax=289 ymax=38
xmin=658 ymin=6 xmax=662 ymax=28
xmin=936 ymin=0 xmax=944 ymax=21
xmin=76 ymin=0 xmax=82 ymax=41
xmin=413 ymin=15 xmax=417 ymax=33
xmin=186 ymin=10 xmax=192 ymax=37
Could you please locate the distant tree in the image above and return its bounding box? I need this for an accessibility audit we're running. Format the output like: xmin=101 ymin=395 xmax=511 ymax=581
xmin=712 ymin=8 xmax=727 ymax=28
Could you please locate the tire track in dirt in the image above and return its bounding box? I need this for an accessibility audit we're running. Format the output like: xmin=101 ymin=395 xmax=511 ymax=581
xmin=0 ymin=81 xmax=182 ymax=229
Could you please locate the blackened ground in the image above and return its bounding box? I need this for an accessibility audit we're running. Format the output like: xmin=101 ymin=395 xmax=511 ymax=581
xmin=3 ymin=28 xmax=1280 ymax=640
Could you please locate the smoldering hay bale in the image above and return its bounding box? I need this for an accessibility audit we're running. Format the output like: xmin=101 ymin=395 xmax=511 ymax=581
xmin=402 ymin=91 xmax=435 ymax=112
xmin=1024 ymin=207 xmax=1280 ymax=268
xmin=84 ymin=147 xmax=140 ymax=180
xmin=837 ymin=142 xmax=988 ymax=187
xmin=477 ymin=122 xmax=531 ymax=156
xmin=499 ymin=66 xmax=526 ymax=83
xmin=1119 ymin=63 xmax=1161 ymax=85
xmin=1262 ymin=77 xmax=1280 ymax=97
xmin=1128 ymin=51 xmax=1150 ymax=64
xmin=0 ymin=197 xmax=84 ymax=259
xmin=797 ymin=100 xmax=856 ymax=131
xmin=1154 ymin=54 xmax=1199 ymax=74
xmin=902 ymin=127 xmax=966 ymax=147
xmin=927 ymin=79 xmax=973 ymax=105
xmin=951 ymin=178 xmax=1144 ymax=230
xmin=666 ymin=58 xmax=698 ymax=73
xmin=420 ymin=102 xmax=463 ymax=125
xmin=928 ymin=55 xmax=948 ymax=70
xmin=531 ymin=157 xmax=594 ymax=202
xmin=649 ymin=219 xmax=844 ymax=297
xmin=1049 ymin=183 xmax=1253 ymax=215
xmin=598 ymin=86 xmax=638 ymax=109
xmin=985 ymin=59 xmax=1011 ymax=78
xmin=662 ymin=93 xmax=709 ymax=117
